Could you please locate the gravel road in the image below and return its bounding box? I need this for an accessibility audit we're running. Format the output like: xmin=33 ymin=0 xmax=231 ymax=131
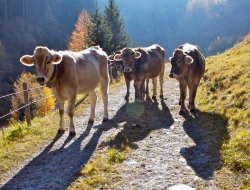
xmin=0 ymin=68 xmax=228 ymax=190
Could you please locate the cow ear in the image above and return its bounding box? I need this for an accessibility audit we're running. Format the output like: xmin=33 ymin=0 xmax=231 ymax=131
xmin=134 ymin=51 xmax=141 ymax=59
xmin=184 ymin=55 xmax=193 ymax=64
xmin=169 ymin=57 xmax=173 ymax=62
xmin=20 ymin=55 xmax=34 ymax=67
xmin=51 ymin=53 xmax=62 ymax=65
xmin=108 ymin=54 xmax=115 ymax=61
xmin=114 ymin=54 xmax=122 ymax=61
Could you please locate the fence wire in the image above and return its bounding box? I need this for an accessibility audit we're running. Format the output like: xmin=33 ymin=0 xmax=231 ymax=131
xmin=0 ymin=94 xmax=54 ymax=120
xmin=0 ymin=86 xmax=42 ymax=100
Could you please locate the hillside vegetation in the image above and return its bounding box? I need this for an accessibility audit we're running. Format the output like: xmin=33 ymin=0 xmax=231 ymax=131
xmin=197 ymin=36 xmax=250 ymax=188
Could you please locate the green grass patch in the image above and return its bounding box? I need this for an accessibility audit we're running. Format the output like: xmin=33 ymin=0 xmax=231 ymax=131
xmin=197 ymin=36 xmax=250 ymax=188
xmin=0 ymin=113 xmax=59 ymax=178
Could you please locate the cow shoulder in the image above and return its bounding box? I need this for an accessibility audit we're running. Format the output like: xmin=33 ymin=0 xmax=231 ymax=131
xmin=136 ymin=48 xmax=148 ymax=63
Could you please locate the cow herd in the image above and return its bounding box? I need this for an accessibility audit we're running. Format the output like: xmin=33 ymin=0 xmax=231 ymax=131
xmin=20 ymin=43 xmax=205 ymax=136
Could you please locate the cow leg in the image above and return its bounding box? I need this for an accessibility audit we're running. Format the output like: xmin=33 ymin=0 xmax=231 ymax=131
xmin=152 ymin=77 xmax=157 ymax=100
xmin=159 ymin=64 xmax=165 ymax=99
xmin=179 ymin=80 xmax=187 ymax=114
xmin=88 ymin=90 xmax=97 ymax=123
xmin=57 ymin=99 xmax=65 ymax=134
xmin=140 ymin=78 xmax=146 ymax=101
xmin=100 ymin=76 xmax=109 ymax=122
xmin=68 ymin=94 xmax=76 ymax=136
xmin=125 ymin=79 xmax=130 ymax=101
xmin=188 ymin=83 xmax=198 ymax=113
xmin=145 ymin=78 xmax=150 ymax=100
xmin=134 ymin=81 xmax=139 ymax=101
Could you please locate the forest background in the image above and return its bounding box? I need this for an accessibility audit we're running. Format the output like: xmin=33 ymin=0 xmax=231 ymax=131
xmin=0 ymin=0 xmax=250 ymax=124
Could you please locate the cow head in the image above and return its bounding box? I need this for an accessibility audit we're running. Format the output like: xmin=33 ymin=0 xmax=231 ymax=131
xmin=20 ymin=46 xmax=62 ymax=85
xmin=169 ymin=48 xmax=193 ymax=79
xmin=113 ymin=48 xmax=141 ymax=73
xmin=108 ymin=51 xmax=123 ymax=70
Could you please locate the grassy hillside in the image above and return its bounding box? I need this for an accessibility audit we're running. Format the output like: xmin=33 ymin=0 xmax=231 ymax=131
xmin=197 ymin=36 xmax=250 ymax=188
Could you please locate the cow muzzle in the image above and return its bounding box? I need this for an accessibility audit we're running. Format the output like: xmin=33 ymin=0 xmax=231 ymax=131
xmin=124 ymin=67 xmax=132 ymax=73
xmin=116 ymin=65 xmax=123 ymax=70
xmin=169 ymin=73 xmax=174 ymax=78
xmin=36 ymin=76 xmax=46 ymax=85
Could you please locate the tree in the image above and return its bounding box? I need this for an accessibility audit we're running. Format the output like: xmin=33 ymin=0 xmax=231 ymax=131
xmin=87 ymin=6 xmax=113 ymax=54
xmin=68 ymin=10 xmax=92 ymax=51
xmin=104 ymin=0 xmax=130 ymax=53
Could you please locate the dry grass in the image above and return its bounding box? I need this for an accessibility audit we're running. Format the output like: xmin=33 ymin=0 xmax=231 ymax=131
xmin=197 ymin=38 xmax=250 ymax=189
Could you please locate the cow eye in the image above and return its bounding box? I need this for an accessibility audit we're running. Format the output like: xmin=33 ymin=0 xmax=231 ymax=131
xmin=177 ymin=60 xmax=181 ymax=66
xmin=46 ymin=60 xmax=50 ymax=64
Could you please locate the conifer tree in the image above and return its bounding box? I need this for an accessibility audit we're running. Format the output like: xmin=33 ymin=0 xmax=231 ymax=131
xmin=104 ymin=0 xmax=130 ymax=53
xmin=87 ymin=6 xmax=113 ymax=53
xmin=68 ymin=10 xmax=92 ymax=51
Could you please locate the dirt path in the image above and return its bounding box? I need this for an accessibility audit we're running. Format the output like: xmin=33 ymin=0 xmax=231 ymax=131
xmin=0 ymin=70 xmax=227 ymax=190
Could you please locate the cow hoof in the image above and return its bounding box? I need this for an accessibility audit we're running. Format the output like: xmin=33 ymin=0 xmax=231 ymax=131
xmin=190 ymin=108 xmax=196 ymax=113
xmin=88 ymin=119 xmax=94 ymax=124
xmin=103 ymin=118 xmax=109 ymax=122
xmin=152 ymin=95 xmax=157 ymax=100
xmin=179 ymin=110 xmax=185 ymax=115
xmin=69 ymin=131 xmax=76 ymax=137
xmin=57 ymin=129 xmax=65 ymax=134
xmin=159 ymin=95 xmax=164 ymax=99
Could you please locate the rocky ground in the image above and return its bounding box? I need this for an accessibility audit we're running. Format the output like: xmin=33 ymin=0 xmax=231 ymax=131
xmin=0 ymin=69 xmax=227 ymax=190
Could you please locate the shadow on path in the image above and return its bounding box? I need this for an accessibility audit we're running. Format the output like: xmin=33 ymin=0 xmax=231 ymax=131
xmin=99 ymin=98 xmax=174 ymax=150
xmin=180 ymin=110 xmax=229 ymax=179
xmin=1 ymin=98 xmax=174 ymax=190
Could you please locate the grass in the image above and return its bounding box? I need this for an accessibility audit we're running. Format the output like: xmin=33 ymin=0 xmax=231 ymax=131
xmin=196 ymin=35 xmax=250 ymax=189
xmin=0 ymin=114 xmax=59 ymax=178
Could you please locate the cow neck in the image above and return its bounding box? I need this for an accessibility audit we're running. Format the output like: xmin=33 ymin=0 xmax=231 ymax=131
xmin=48 ymin=64 xmax=57 ymax=85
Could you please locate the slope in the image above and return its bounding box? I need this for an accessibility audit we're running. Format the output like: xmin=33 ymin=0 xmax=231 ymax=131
xmin=197 ymin=35 xmax=250 ymax=188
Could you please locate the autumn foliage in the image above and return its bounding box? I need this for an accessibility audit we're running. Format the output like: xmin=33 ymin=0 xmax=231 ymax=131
xmin=11 ymin=72 xmax=55 ymax=120
xmin=68 ymin=10 xmax=92 ymax=51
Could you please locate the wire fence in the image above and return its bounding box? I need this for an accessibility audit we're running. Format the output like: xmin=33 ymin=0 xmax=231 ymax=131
xmin=0 ymin=94 xmax=54 ymax=120
xmin=0 ymin=82 xmax=88 ymax=126
xmin=0 ymin=83 xmax=51 ymax=125
xmin=0 ymin=86 xmax=42 ymax=100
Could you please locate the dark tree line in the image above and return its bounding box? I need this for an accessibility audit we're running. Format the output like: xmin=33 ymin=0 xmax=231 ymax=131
xmin=87 ymin=0 xmax=131 ymax=55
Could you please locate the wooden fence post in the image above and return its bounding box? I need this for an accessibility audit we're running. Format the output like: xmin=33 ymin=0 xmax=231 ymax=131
xmin=23 ymin=82 xmax=31 ymax=126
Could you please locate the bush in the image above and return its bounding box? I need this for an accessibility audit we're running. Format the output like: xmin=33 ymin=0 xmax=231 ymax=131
xmin=11 ymin=72 xmax=55 ymax=120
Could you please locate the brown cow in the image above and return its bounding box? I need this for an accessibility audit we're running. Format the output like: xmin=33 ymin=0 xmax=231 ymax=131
xmin=109 ymin=44 xmax=165 ymax=101
xmin=169 ymin=43 xmax=205 ymax=114
xmin=20 ymin=46 xmax=109 ymax=136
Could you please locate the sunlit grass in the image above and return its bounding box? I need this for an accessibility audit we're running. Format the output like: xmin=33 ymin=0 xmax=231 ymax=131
xmin=0 ymin=114 xmax=59 ymax=178
xmin=197 ymin=36 xmax=250 ymax=189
